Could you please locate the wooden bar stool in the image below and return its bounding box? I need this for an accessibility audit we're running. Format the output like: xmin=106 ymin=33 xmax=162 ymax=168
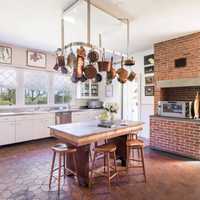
xmin=90 ymin=143 xmax=118 ymax=190
xmin=126 ymin=139 xmax=146 ymax=182
xmin=49 ymin=143 xmax=77 ymax=194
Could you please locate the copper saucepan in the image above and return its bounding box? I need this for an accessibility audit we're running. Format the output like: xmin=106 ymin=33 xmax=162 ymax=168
xmin=84 ymin=63 xmax=97 ymax=79
xmin=116 ymin=57 xmax=128 ymax=84
xmin=98 ymin=49 xmax=111 ymax=72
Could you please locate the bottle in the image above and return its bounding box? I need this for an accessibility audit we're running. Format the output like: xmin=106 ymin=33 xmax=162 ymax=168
xmin=194 ymin=92 xmax=199 ymax=119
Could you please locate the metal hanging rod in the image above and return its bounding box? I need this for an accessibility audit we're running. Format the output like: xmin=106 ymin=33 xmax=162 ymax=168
xmin=63 ymin=0 xmax=127 ymax=24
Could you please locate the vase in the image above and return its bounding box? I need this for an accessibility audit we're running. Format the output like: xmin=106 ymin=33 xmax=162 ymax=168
xmin=110 ymin=112 xmax=115 ymax=123
xmin=194 ymin=92 xmax=200 ymax=119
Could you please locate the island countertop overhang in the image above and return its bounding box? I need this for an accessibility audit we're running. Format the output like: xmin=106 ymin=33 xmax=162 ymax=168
xmin=49 ymin=121 xmax=144 ymax=146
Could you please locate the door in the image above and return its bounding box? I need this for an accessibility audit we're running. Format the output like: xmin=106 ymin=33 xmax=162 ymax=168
xmin=123 ymin=73 xmax=140 ymax=121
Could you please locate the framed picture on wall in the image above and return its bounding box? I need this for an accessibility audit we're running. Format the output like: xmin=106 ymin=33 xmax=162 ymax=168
xmin=144 ymin=65 xmax=154 ymax=74
xmin=145 ymin=76 xmax=154 ymax=85
xmin=145 ymin=86 xmax=154 ymax=96
xmin=0 ymin=46 xmax=12 ymax=64
xmin=27 ymin=50 xmax=46 ymax=68
xmin=105 ymin=84 xmax=113 ymax=97
xmin=144 ymin=54 xmax=154 ymax=65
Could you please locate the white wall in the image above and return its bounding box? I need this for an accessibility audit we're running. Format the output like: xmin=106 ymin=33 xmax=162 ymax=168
xmin=132 ymin=49 xmax=154 ymax=138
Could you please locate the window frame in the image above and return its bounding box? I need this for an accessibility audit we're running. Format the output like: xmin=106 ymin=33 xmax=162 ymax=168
xmin=0 ymin=65 xmax=73 ymax=108
xmin=0 ymin=67 xmax=17 ymax=108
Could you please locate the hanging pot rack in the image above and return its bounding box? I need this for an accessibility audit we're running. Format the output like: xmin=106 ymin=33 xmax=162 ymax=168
xmin=55 ymin=0 xmax=134 ymax=76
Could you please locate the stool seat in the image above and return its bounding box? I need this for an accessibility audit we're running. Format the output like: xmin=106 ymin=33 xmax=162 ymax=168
xmin=126 ymin=139 xmax=144 ymax=147
xmin=52 ymin=143 xmax=77 ymax=153
xmin=95 ymin=143 xmax=117 ymax=153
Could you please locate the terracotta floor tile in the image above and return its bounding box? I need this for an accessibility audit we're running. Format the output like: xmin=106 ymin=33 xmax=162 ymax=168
xmin=0 ymin=138 xmax=200 ymax=200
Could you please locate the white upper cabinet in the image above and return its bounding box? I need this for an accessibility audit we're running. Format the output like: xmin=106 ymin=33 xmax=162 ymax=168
xmin=76 ymin=80 xmax=102 ymax=99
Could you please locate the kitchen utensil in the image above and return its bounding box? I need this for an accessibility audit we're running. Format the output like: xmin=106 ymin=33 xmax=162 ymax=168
xmin=124 ymin=57 xmax=135 ymax=66
xmin=116 ymin=57 xmax=128 ymax=84
xmin=56 ymin=48 xmax=65 ymax=67
xmin=76 ymin=55 xmax=84 ymax=78
xmin=67 ymin=47 xmax=76 ymax=68
xmin=128 ymin=71 xmax=136 ymax=81
xmin=107 ymin=56 xmax=116 ymax=79
xmin=98 ymin=49 xmax=110 ymax=72
xmin=53 ymin=62 xmax=59 ymax=71
xmin=71 ymin=72 xmax=80 ymax=83
xmin=76 ymin=46 xmax=86 ymax=78
xmin=77 ymin=46 xmax=86 ymax=58
xmin=80 ymin=74 xmax=88 ymax=82
xmin=84 ymin=64 xmax=97 ymax=79
xmin=61 ymin=66 xmax=68 ymax=74
xmin=94 ymin=73 xmax=102 ymax=82
xmin=87 ymin=48 xmax=99 ymax=63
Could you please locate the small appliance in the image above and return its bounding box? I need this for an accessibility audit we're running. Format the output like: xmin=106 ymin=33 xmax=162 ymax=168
xmin=158 ymin=101 xmax=193 ymax=118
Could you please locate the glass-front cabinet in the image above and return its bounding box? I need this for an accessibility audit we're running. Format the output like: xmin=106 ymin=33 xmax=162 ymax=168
xmin=77 ymin=80 xmax=99 ymax=99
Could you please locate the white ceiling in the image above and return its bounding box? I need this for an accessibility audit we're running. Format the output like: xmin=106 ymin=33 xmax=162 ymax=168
xmin=0 ymin=0 xmax=200 ymax=53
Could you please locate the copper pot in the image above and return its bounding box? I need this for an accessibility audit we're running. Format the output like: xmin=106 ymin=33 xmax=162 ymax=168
xmin=84 ymin=64 xmax=97 ymax=79
xmin=97 ymin=49 xmax=110 ymax=72
xmin=94 ymin=73 xmax=102 ymax=83
xmin=109 ymin=57 xmax=116 ymax=79
xmin=124 ymin=57 xmax=135 ymax=66
xmin=87 ymin=49 xmax=99 ymax=63
xmin=116 ymin=57 xmax=128 ymax=84
xmin=128 ymin=71 xmax=136 ymax=81
xmin=98 ymin=61 xmax=110 ymax=72
xmin=77 ymin=46 xmax=86 ymax=58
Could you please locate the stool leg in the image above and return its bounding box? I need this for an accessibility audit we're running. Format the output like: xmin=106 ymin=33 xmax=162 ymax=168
xmin=140 ymin=147 xmax=146 ymax=183
xmin=104 ymin=152 xmax=106 ymax=173
xmin=63 ymin=152 xmax=66 ymax=177
xmin=72 ymin=152 xmax=77 ymax=177
xmin=89 ymin=152 xmax=96 ymax=188
xmin=58 ymin=153 xmax=62 ymax=194
xmin=49 ymin=151 xmax=56 ymax=189
xmin=107 ymin=152 xmax=111 ymax=190
xmin=126 ymin=146 xmax=129 ymax=172
xmin=113 ymin=151 xmax=119 ymax=183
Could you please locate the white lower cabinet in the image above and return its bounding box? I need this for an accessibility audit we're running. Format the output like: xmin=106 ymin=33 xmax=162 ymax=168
xmin=0 ymin=117 xmax=15 ymax=146
xmin=0 ymin=113 xmax=55 ymax=146
xmin=16 ymin=117 xmax=35 ymax=143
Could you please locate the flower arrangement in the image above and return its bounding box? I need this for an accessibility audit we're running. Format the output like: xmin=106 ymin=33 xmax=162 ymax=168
xmin=99 ymin=103 xmax=119 ymax=123
xmin=103 ymin=102 xmax=119 ymax=113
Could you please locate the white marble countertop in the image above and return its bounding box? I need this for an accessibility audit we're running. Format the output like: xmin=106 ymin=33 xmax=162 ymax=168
xmin=0 ymin=108 xmax=103 ymax=117
xmin=49 ymin=120 xmax=144 ymax=138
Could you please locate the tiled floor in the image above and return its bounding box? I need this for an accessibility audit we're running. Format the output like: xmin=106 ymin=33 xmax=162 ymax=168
xmin=0 ymin=138 xmax=200 ymax=200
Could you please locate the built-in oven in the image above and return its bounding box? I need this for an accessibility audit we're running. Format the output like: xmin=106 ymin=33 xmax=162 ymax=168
xmin=158 ymin=101 xmax=193 ymax=118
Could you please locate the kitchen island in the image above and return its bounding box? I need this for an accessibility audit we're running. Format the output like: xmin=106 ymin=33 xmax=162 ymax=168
xmin=49 ymin=120 xmax=144 ymax=186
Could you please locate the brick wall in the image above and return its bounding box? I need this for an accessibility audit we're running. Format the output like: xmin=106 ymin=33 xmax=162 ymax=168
xmin=154 ymin=32 xmax=200 ymax=114
xmin=151 ymin=32 xmax=200 ymax=159
xmin=150 ymin=116 xmax=200 ymax=160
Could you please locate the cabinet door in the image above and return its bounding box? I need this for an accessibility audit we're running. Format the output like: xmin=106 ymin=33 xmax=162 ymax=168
xmin=90 ymin=83 xmax=99 ymax=97
xmin=16 ymin=118 xmax=35 ymax=143
xmin=35 ymin=118 xmax=50 ymax=139
xmin=0 ymin=121 xmax=15 ymax=145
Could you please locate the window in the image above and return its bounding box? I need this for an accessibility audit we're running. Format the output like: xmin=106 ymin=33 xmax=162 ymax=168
xmin=0 ymin=69 xmax=16 ymax=105
xmin=24 ymin=71 xmax=48 ymax=105
xmin=53 ymin=74 xmax=72 ymax=104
